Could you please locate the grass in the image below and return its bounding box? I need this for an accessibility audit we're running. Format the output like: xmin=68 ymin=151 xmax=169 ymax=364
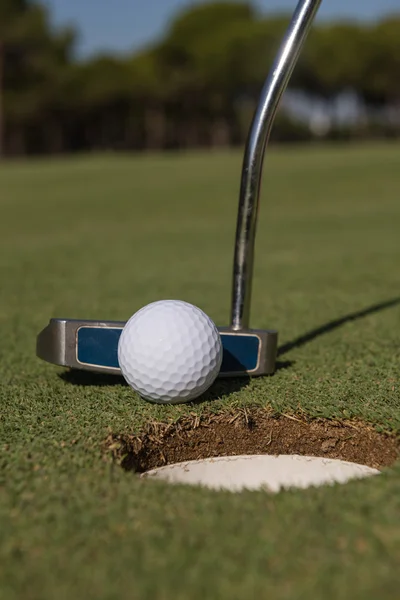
xmin=1 ymin=142 xmax=400 ymax=599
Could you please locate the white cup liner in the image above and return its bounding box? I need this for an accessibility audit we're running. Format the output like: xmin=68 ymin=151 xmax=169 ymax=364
xmin=141 ymin=454 xmax=380 ymax=492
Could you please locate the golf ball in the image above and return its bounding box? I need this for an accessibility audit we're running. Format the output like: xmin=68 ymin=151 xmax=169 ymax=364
xmin=118 ymin=300 xmax=223 ymax=404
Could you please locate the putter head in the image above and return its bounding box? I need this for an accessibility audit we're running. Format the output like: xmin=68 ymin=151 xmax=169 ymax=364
xmin=36 ymin=319 xmax=278 ymax=378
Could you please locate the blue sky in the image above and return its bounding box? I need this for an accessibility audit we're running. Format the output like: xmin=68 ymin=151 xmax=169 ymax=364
xmin=44 ymin=0 xmax=400 ymax=57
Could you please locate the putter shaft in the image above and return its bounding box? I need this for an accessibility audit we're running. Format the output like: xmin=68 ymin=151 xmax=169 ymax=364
xmin=231 ymin=0 xmax=322 ymax=330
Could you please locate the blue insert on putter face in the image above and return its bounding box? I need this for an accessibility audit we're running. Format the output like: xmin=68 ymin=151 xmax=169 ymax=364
xmin=77 ymin=326 xmax=261 ymax=373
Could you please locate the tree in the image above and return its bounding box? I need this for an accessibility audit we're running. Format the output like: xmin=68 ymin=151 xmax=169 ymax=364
xmin=154 ymin=2 xmax=258 ymax=147
xmin=0 ymin=0 xmax=75 ymax=156
xmin=0 ymin=0 xmax=30 ymax=156
xmin=294 ymin=23 xmax=367 ymax=98
xmin=359 ymin=18 xmax=400 ymax=109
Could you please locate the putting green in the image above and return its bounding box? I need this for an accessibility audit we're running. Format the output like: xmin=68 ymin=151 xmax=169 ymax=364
xmin=1 ymin=143 xmax=399 ymax=599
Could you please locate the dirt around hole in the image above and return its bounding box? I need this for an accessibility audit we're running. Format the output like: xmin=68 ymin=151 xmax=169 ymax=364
xmin=105 ymin=409 xmax=400 ymax=473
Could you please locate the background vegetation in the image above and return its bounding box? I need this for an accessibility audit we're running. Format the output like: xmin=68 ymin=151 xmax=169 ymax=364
xmin=1 ymin=0 xmax=399 ymax=157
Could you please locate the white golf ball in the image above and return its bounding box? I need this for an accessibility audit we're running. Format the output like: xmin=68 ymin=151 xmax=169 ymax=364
xmin=118 ymin=300 xmax=223 ymax=404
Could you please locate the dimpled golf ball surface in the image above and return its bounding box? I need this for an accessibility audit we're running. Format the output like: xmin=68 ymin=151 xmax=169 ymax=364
xmin=118 ymin=300 xmax=223 ymax=404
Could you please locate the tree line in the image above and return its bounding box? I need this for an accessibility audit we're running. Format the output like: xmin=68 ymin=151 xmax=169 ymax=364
xmin=1 ymin=0 xmax=399 ymax=157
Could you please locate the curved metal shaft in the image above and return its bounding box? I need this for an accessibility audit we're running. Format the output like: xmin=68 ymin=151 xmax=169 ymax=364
xmin=231 ymin=0 xmax=322 ymax=330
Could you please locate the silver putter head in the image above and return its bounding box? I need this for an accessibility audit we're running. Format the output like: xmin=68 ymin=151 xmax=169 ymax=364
xmin=37 ymin=319 xmax=278 ymax=378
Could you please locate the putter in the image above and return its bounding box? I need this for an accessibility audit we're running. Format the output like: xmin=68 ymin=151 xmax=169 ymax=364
xmin=36 ymin=0 xmax=322 ymax=378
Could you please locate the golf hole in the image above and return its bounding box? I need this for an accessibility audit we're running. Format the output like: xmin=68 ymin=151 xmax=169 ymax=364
xmin=141 ymin=454 xmax=380 ymax=492
xmin=106 ymin=409 xmax=399 ymax=492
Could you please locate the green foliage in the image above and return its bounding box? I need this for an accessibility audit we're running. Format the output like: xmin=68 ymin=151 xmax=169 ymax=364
xmin=1 ymin=0 xmax=75 ymax=119
xmin=296 ymin=23 xmax=367 ymax=96
xmin=0 ymin=1 xmax=400 ymax=156
xmin=360 ymin=18 xmax=400 ymax=105
xmin=167 ymin=1 xmax=255 ymax=46
xmin=0 ymin=0 xmax=30 ymax=30
xmin=74 ymin=57 xmax=134 ymax=107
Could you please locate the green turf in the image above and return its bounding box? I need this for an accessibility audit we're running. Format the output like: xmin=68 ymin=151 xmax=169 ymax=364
xmin=1 ymin=143 xmax=400 ymax=599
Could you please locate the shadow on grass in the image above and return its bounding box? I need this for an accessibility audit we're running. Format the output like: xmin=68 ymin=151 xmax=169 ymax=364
xmin=59 ymin=359 xmax=293 ymax=391
xmin=278 ymin=296 xmax=400 ymax=357
xmin=276 ymin=360 xmax=294 ymax=371
xmin=59 ymin=368 xmax=251 ymax=401
xmin=188 ymin=377 xmax=251 ymax=404
xmin=60 ymin=370 xmax=126 ymax=387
